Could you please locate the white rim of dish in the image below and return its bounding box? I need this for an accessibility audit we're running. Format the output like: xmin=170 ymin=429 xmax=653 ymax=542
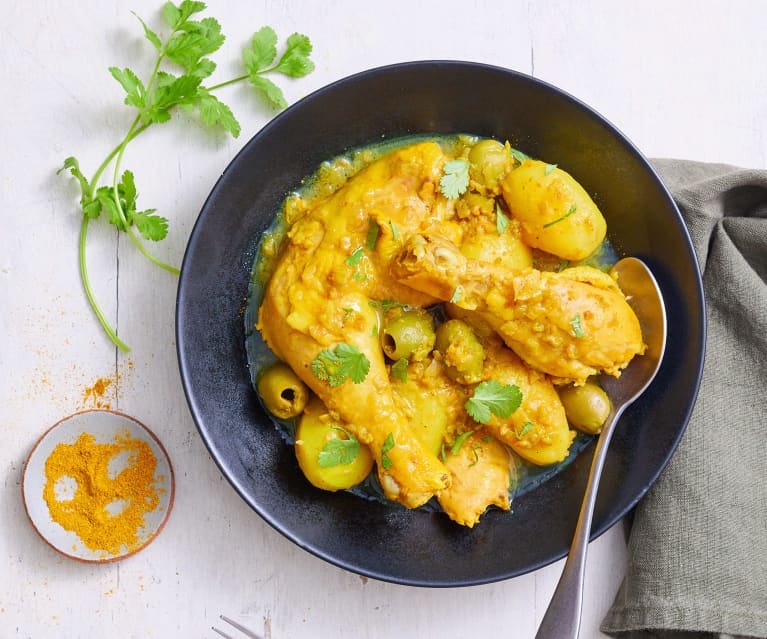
xmin=21 ymin=409 xmax=175 ymax=563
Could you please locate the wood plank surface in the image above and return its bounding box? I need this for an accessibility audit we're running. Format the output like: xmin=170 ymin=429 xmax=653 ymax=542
xmin=1 ymin=1 xmax=764 ymax=637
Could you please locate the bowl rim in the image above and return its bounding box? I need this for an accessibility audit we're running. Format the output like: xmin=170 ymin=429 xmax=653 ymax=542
xmin=176 ymin=60 xmax=706 ymax=586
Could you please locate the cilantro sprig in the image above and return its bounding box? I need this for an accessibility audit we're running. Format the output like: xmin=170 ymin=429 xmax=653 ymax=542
xmin=311 ymin=343 xmax=370 ymax=387
xmin=59 ymin=1 xmax=314 ymax=351
xmin=465 ymin=380 xmax=523 ymax=424
xmin=440 ymin=159 xmax=470 ymax=199
xmin=318 ymin=427 xmax=360 ymax=468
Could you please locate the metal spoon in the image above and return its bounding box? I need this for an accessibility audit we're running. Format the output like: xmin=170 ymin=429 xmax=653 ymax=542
xmin=535 ymin=257 xmax=667 ymax=639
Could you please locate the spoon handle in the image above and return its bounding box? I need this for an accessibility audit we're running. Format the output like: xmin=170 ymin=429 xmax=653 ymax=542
xmin=535 ymin=405 xmax=626 ymax=639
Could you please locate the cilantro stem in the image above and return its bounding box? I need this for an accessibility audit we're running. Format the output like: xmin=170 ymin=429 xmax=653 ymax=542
xmin=88 ymin=124 xmax=150 ymax=199
xmin=125 ymin=226 xmax=181 ymax=274
xmin=206 ymin=66 xmax=281 ymax=92
xmin=78 ymin=122 xmax=150 ymax=352
xmin=206 ymin=75 xmax=248 ymax=91
xmin=111 ymin=117 xmax=180 ymax=275
xmin=79 ymin=216 xmax=130 ymax=352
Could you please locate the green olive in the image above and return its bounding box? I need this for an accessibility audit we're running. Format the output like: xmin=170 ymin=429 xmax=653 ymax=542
xmin=257 ymin=362 xmax=309 ymax=419
xmin=558 ymin=382 xmax=612 ymax=434
xmin=434 ymin=319 xmax=485 ymax=384
xmin=381 ymin=310 xmax=436 ymax=361
xmin=468 ymin=139 xmax=512 ymax=191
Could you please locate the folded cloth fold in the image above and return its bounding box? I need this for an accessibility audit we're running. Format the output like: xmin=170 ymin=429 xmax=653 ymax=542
xmin=601 ymin=160 xmax=767 ymax=639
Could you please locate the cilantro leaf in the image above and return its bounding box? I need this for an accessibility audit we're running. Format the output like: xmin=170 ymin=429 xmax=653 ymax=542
xmin=344 ymin=247 xmax=365 ymax=267
xmin=109 ymin=67 xmax=146 ymax=109
xmin=133 ymin=210 xmax=169 ymax=241
xmin=247 ymin=74 xmax=288 ymax=110
xmin=543 ymin=204 xmax=578 ymax=228
xmin=450 ymin=285 xmax=463 ymax=304
xmin=195 ymin=88 xmax=241 ymax=136
xmin=450 ymin=430 xmax=475 ymax=455
xmin=189 ymin=58 xmax=217 ymax=79
xmin=132 ymin=12 xmax=162 ymax=51
xmin=160 ymin=74 xmax=202 ymax=107
xmin=163 ymin=1 xmax=206 ymax=29
xmin=496 ymin=202 xmax=509 ymax=234
xmin=162 ymin=1 xmax=181 ymax=27
xmin=570 ymin=314 xmax=584 ymax=338
xmin=440 ymin=159 xmax=470 ymax=199
xmin=465 ymin=380 xmax=523 ymax=424
xmin=274 ymin=33 xmax=315 ymax=78
xmin=366 ymin=217 xmax=380 ymax=250
xmin=166 ymin=17 xmax=225 ymax=72
xmin=95 ymin=187 xmax=124 ymax=229
xmin=118 ymin=170 xmax=137 ymax=211
xmin=141 ymin=73 xmax=201 ymax=124
xmin=391 ymin=358 xmax=408 ymax=383
xmin=311 ymin=343 xmax=370 ymax=387
xmin=515 ymin=421 xmax=535 ymax=439
xmin=58 ymin=157 xmax=91 ymax=209
xmin=381 ymin=432 xmax=395 ymax=469
xmin=509 ymin=147 xmax=532 ymax=163
xmin=243 ymin=26 xmax=278 ymax=73
xmin=318 ymin=427 xmax=360 ymax=468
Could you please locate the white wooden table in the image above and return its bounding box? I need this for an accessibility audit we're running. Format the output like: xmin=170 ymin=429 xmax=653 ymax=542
xmin=2 ymin=1 xmax=764 ymax=637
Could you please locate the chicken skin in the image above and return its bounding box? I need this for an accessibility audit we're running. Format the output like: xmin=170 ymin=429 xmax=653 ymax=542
xmin=437 ymin=430 xmax=512 ymax=528
xmin=391 ymin=233 xmax=645 ymax=385
xmin=258 ymin=143 xmax=454 ymax=508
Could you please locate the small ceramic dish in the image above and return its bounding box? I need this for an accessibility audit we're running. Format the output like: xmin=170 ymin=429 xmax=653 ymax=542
xmin=21 ymin=409 xmax=174 ymax=563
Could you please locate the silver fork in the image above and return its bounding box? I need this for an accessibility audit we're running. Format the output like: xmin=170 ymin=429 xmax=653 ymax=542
xmin=212 ymin=615 xmax=262 ymax=639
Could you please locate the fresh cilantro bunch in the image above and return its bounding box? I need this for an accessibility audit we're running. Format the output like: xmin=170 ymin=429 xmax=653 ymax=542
xmin=59 ymin=1 xmax=315 ymax=351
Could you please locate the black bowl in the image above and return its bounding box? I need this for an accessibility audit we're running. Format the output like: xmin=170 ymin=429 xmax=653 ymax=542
xmin=176 ymin=61 xmax=705 ymax=586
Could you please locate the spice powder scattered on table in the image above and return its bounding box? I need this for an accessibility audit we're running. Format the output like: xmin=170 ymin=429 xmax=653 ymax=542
xmin=43 ymin=431 xmax=162 ymax=556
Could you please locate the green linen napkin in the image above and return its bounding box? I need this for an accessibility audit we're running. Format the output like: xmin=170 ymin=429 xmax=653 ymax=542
xmin=601 ymin=159 xmax=767 ymax=639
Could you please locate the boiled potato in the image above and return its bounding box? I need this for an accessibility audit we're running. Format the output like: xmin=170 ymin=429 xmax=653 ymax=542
xmin=460 ymin=224 xmax=533 ymax=271
xmin=508 ymin=418 xmax=577 ymax=466
xmin=391 ymin=374 xmax=449 ymax=456
xmin=501 ymin=159 xmax=606 ymax=260
xmin=295 ymin=397 xmax=374 ymax=491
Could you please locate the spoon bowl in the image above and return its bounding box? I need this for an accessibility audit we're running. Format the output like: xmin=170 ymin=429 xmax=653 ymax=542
xmin=536 ymin=257 xmax=667 ymax=639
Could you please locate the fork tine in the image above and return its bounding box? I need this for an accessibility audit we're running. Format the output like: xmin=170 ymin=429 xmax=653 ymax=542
xmin=220 ymin=615 xmax=262 ymax=639
xmin=211 ymin=627 xmax=234 ymax=639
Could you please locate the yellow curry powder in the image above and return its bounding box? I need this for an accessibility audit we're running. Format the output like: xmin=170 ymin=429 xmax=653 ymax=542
xmin=43 ymin=431 xmax=160 ymax=555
